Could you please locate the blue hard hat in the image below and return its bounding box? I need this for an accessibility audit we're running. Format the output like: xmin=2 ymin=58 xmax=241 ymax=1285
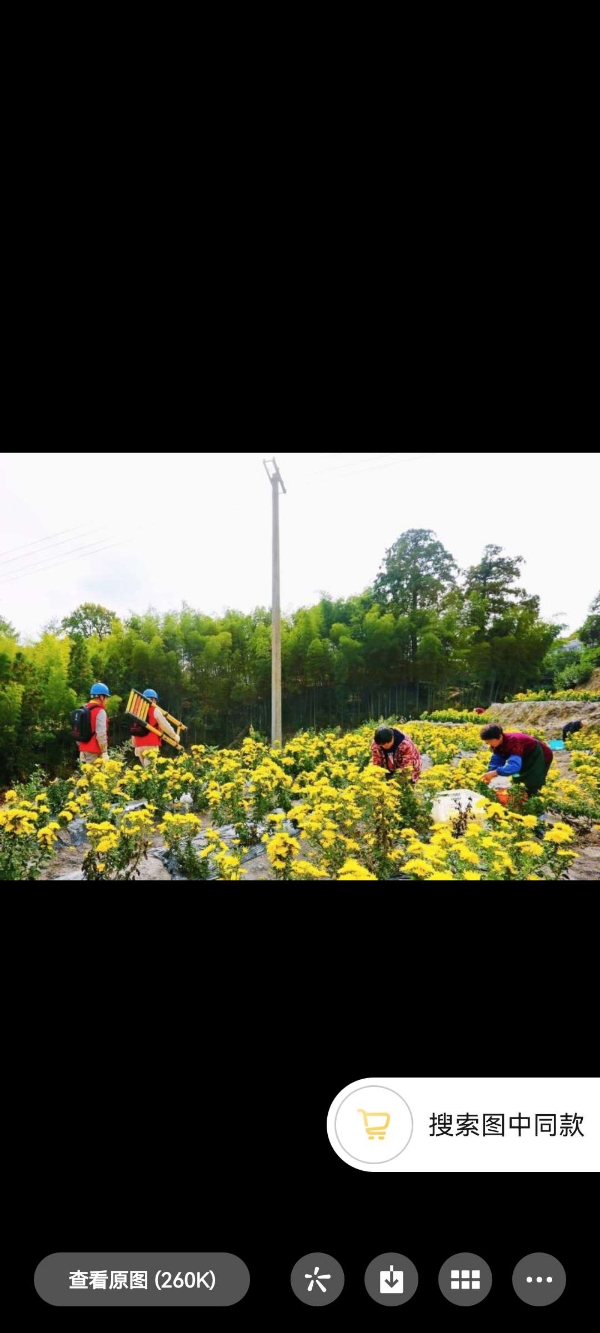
xmin=90 ymin=682 xmax=110 ymax=697
xmin=142 ymin=689 xmax=158 ymax=700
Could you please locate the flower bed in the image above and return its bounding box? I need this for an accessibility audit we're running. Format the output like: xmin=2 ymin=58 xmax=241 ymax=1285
xmin=2 ymin=722 xmax=598 ymax=882
xmin=511 ymin=690 xmax=600 ymax=702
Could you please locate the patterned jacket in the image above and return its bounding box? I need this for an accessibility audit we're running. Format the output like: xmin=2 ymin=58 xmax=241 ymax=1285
xmin=371 ymin=729 xmax=422 ymax=782
xmin=488 ymin=731 xmax=552 ymax=775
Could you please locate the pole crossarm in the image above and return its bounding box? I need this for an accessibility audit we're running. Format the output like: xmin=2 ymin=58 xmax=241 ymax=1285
xmin=263 ymin=458 xmax=286 ymax=493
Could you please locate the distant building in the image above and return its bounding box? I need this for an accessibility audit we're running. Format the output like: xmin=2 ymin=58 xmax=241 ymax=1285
xmin=559 ymin=638 xmax=583 ymax=653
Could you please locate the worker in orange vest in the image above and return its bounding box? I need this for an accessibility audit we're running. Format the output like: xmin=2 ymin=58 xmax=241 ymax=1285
xmin=131 ymin=688 xmax=181 ymax=767
xmin=76 ymin=683 xmax=110 ymax=765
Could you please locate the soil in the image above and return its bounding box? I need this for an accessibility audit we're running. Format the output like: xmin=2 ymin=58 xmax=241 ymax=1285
xmin=36 ymin=756 xmax=600 ymax=883
xmin=483 ymin=699 xmax=600 ymax=732
xmin=38 ymin=830 xmax=173 ymax=882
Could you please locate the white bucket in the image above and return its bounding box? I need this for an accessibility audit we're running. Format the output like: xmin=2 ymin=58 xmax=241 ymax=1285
xmin=431 ymin=789 xmax=488 ymax=824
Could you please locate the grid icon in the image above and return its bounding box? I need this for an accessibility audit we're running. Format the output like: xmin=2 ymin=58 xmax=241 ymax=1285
xmin=451 ymin=1269 xmax=480 ymax=1290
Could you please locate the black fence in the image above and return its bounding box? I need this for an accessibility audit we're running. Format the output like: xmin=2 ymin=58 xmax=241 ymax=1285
xmin=7 ymin=676 xmax=534 ymax=787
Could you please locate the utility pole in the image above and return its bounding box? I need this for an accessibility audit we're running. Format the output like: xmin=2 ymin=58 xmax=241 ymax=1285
xmin=263 ymin=458 xmax=286 ymax=747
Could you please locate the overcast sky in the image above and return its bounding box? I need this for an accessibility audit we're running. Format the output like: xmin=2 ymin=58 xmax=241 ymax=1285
xmin=0 ymin=451 xmax=597 ymax=642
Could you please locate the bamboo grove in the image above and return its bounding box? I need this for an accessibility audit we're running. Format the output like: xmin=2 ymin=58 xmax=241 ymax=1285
xmin=1 ymin=531 xmax=598 ymax=785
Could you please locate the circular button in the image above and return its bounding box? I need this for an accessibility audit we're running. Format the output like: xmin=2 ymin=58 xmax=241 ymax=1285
xmin=290 ymin=1253 xmax=344 ymax=1307
xmin=333 ymin=1083 xmax=413 ymax=1164
xmin=364 ymin=1252 xmax=419 ymax=1306
xmin=438 ymin=1252 xmax=492 ymax=1306
xmin=512 ymin=1253 xmax=566 ymax=1305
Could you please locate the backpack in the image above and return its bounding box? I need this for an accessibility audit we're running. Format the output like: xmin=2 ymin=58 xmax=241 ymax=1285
xmin=72 ymin=704 xmax=94 ymax=743
xmin=130 ymin=718 xmax=149 ymax=738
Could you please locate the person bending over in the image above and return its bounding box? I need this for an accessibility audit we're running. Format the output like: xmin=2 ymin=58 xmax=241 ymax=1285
xmin=480 ymin=724 xmax=552 ymax=796
xmin=371 ymin=726 xmax=422 ymax=782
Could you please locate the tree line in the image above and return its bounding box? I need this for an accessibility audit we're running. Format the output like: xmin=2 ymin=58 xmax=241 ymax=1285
xmin=1 ymin=530 xmax=598 ymax=784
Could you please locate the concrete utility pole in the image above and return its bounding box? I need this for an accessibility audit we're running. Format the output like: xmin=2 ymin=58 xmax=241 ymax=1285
xmin=263 ymin=458 xmax=286 ymax=747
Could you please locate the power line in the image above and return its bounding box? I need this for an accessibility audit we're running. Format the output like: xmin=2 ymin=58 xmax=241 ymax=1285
xmin=0 ymin=520 xmax=99 ymax=563
xmin=0 ymin=530 xmax=144 ymax=586
xmin=292 ymin=452 xmax=426 ymax=489
xmin=0 ymin=524 xmax=109 ymax=568
xmin=0 ymin=529 xmax=128 ymax=583
xmin=309 ymin=452 xmax=426 ymax=479
xmin=308 ymin=453 xmax=391 ymax=476
xmin=331 ymin=452 xmax=426 ymax=479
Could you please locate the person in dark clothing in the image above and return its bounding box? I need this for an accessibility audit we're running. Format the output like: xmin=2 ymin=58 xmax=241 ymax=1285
xmin=371 ymin=726 xmax=421 ymax=782
xmin=480 ymin=724 xmax=553 ymax=796
xmin=562 ymin=719 xmax=583 ymax=744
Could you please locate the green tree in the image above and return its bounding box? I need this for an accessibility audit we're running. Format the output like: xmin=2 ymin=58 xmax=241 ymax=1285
xmin=373 ymin=530 xmax=458 ymax=671
xmin=0 ymin=681 xmax=23 ymax=781
xmin=61 ymin=603 xmax=118 ymax=639
xmin=306 ymin=638 xmax=331 ymax=686
xmin=463 ymin=545 xmax=530 ymax=640
xmin=67 ymin=637 xmax=92 ymax=699
xmin=373 ymin=530 xmax=458 ymax=615
xmin=579 ymin=590 xmax=600 ymax=647
xmin=0 ymin=615 xmax=18 ymax=639
xmin=363 ymin=608 xmax=397 ymax=684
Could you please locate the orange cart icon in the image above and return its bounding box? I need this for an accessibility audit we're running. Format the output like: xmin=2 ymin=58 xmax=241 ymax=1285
xmin=357 ymin=1109 xmax=391 ymax=1141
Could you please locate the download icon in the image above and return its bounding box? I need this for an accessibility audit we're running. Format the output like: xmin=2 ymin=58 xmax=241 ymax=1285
xmin=380 ymin=1266 xmax=403 ymax=1294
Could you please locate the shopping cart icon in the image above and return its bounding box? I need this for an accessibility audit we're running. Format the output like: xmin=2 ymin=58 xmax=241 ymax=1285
xmin=357 ymin=1109 xmax=391 ymax=1140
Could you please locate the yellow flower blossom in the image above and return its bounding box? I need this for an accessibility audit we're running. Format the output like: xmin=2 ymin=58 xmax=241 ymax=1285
xmin=400 ymin=858 xmax=435 ymax=877
xmin=337 ymin=858 xmax=377 ymax=880
xmin=292 ymin=860 xmax=328 ymax=879
xmin=456 ymin=845 xmax=480 ymax=865
xmin=543 ymin=826 xmax=574 ymax=844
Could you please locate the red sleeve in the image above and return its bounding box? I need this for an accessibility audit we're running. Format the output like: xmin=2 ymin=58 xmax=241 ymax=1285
xmin=371 ymin=741 xmax=384 ymax=767
xmin=397 ymin=739 xmax=421 ymax=781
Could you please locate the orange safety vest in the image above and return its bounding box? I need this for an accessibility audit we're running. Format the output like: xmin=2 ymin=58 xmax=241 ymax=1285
xmin=78 ymin=702 xmax=107 ymax=756
xmin=133 ymin=703 xmax=161 ymax=748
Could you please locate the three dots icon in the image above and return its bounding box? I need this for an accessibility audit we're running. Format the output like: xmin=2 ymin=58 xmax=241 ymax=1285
xmin=512 ymin=1253 xmax=566 ymax=1306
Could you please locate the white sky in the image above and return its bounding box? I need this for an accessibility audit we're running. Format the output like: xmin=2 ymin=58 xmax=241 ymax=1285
xmin=0 ymin=451 xmax=597 ymax=642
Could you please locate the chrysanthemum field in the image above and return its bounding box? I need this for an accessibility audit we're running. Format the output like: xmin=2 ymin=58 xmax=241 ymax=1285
xmin=2 ymin=716 xmax=598 ymax=882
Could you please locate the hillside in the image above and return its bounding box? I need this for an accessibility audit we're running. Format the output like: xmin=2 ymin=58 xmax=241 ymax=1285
xmin=484 ymin=699 xmax=600 ymax=734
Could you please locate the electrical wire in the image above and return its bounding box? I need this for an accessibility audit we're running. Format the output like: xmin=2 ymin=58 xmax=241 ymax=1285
xmin=0 ymin=520 xmax=104 ymax=564
xmin=0 ymin=524 xmax=110 ymax=568
xmin=307 ymin=451 xmax=427 ymax=479
xmin=0 ymin=530 xmax=144 ymax=586
xmin=307 ymin=453 xmax=391 ymax=476
xmin=0 ymin=519 xmax=105 ymax=562
xmin=289 ymin=452 xmax=426 ymax=488
xmin=329 ymin=452 xmax=426 ymax=478
xmin=0 ymin=529 xmax=129 ymax=582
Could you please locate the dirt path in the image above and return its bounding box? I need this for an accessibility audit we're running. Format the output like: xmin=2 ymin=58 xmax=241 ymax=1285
xmin=38 ymin=830 xmax=173 ymax=882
